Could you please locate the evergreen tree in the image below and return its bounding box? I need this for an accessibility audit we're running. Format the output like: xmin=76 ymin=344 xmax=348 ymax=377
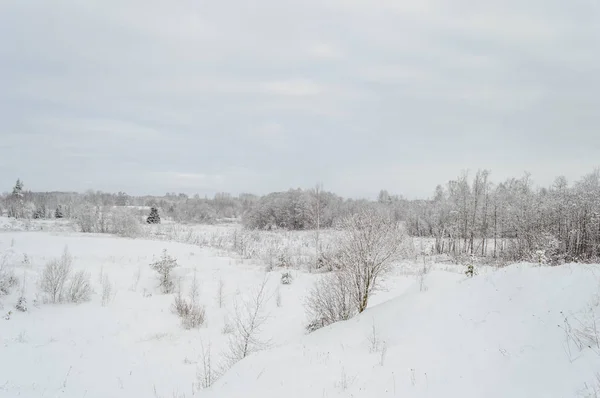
xmin=33 ymin=207 xmax=45 ymax=219
xmin=55 ymin=206 xmax=64 ymax=219
xmin=12 ymin=179 xmax=23 ymax=198
xmin=8 ymin=179 xmax=25 ymax=218
xmin=147 ymin=207 xmax=161 ymax=224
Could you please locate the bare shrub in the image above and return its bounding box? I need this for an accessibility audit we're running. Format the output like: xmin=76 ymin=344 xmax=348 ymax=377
xmin=172 ymin=293 xmax=206 ymax=329
xmin=39 ymin=247 xmax=72 ymax=303
xmin=196 ymin=340 xmax=221 ymax=390
xmin=130 ymin=265 xmax=142 ymax=292
xmin=231 ymin=229 xmax=257 ymax=259
xmin=172 ymin=271 xmax=205 ymax=329
xmin=189 ymin=270 xmax=200 ymax=302
xmin=101 ymin=276 xmax=113 ymax=306
xmin=150 ymin=249 xmax=178 ymax=294
xmin=418 ymin=258 xmax=431 ymax=292
xmin=579 ymin=373 xmax=600 ymax=397
xmin=305 ymin=271 xmax=355 ymax=332
xmin=14 ymin=270 xmax=27 ymax=311
xmin=380 ymin=341 xmax=388 ymax=366
xmin=225 ymin=277 xmax=271 ymax=365
xmin=0 ymin=265 xmax=18 ymax=296
xmin=221 ymin=316 xmax=234 ymax=334
xmin=571 ymin=295 xmax=600 ymax=353
xmin=66 ymin=270 xmax=92 ymax=303
xmin=367 ymin=321 xmax=381 ymax=353
xmin=336 ymin=367 xmax=356 ymax=391
xmin=275 ymin=287 xmax=282 ymax=307
xmin=216 ymin=277 xmax=225 ymax=308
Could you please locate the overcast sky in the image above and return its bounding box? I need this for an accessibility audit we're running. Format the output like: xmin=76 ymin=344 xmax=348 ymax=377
xmin=1 ymin=0 xmax=599 ymax=199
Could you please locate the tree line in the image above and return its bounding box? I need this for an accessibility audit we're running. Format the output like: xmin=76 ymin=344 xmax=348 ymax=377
xmin=397 ymin=170 xmax=600 ymax=263
xmin=3 ymin=169 xmax=600 ymax=263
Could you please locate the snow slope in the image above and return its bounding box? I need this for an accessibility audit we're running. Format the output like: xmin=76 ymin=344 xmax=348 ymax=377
xmin=0 ymin=230 xmax=415 ymax=398
xmin=3 ymin=226 xmax=600 ymax=398
xmin=0 ymin=231 xmax=311 ymax=397
xmin=204 ymin=264 xmax=600 ymax=398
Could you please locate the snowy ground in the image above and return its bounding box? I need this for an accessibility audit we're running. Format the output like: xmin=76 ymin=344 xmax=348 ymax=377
xmin=204 ymin=264 xmax=600 ymax=398
xmin=0 ymin=221 xmax=415 ymax=398
xmin=1 ymin=219 xmax=599 ymax=398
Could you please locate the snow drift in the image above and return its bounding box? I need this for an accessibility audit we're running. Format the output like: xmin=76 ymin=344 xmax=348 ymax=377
xmin=205 ymin=264 xmax=600 ymax=398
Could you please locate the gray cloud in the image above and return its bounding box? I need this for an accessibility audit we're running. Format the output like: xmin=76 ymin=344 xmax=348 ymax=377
xmin=1 ymin=0 xmax=599 ymax=198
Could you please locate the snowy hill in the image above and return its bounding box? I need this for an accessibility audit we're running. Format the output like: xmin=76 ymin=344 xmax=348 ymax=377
xmin=205 ymin=264 xmax=600 ymax=398
xmin=2 ymin=228 xmax=600 ymax=398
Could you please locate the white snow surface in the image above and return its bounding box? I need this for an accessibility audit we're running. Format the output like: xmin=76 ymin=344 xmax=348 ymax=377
xmin=204 ymin=264 xmax=600 ymax=398
xmin=1 ymin=224 xmax=600 ymax=398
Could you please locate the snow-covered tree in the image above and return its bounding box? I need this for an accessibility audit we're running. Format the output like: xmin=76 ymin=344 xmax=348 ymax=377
xmin=12 ymin=179 xmax=23 ymax=197
xmin=7 ymin=179 xmax=26 ymax=218
xmin=331 ymin=207 xmax=409 ymax=313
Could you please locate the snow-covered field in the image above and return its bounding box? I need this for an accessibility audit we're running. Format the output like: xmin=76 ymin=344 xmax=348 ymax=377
xmin=1 ymin=218 xmax=600 ymax=398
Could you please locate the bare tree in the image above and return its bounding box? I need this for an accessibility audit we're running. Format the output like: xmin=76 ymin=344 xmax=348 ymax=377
xmin=309 ymin=183 xmax=324 ymax=269
xmin=225 ymin=277 xmax=271 ymax=365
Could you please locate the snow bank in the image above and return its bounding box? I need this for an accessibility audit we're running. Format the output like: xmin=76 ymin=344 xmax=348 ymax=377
xmin=205 ymin=263 xmax=600 ymax=398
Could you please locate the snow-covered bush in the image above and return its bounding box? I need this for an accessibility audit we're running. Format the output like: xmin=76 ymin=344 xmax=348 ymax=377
xmin=74 ymin=205 xmax=141 ymax=237
xmin=172 ymin=293 xmax=206 ymax=329
xmin=532 ymin=250 xmax=548 ymax=265
xmin=465 ymin=254 xmax=475 ymax=278
xmin=280 ymin=271 xmax=293 ymax=285
xmin=15 ymin=296 xmax=27 ymax=312
xmin=66 ymin=270 xmax=92 ymax=303
xmin=305 ymin=271 xmax=355 ymax=332
xmin=0 ymin=265 xmax=18 ymax=296
xmin=305 ymin=209 xmax=410 ymax=330
xmin=109 ymin=207 xmax=141 ymax=238
xmin=39 ymin=248 xmax=93 ymax=304
xmin=329 ymin=208 xmax=409 ymax=313
xmin=532 ymin=232 xmax=561 ymax=265
xmin=39 ymin=247 xmax=72 ymax=303
xmin=73 ymin=204 xmax=100 ymax=233
xmin=277 ymin=252 xmax=290 ymax=268
xmin=150 ymin=249 xmax=178 ymax=294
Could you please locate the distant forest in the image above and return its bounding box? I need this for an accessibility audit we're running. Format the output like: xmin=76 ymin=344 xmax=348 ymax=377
xmin=3 ymin=168 xmax=600 ymax=263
